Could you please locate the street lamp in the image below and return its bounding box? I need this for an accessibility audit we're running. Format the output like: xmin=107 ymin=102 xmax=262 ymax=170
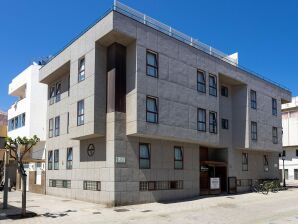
xmin=281 ymin=150 xmax=286 ymax=188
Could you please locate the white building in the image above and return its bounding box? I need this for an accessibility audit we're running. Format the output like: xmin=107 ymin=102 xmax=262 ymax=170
xmin=281 ymin=96 xmax=298 ymax=183
xmin=8 ymin=62 xmax=47 ymax=193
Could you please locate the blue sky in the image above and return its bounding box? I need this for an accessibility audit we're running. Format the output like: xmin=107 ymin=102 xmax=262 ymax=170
xmin=1 ymin=0 xmax=297 ymax=111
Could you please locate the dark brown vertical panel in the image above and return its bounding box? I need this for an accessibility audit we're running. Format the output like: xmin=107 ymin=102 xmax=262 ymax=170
xmin=106 ymin=43 xmax=126 ymax=113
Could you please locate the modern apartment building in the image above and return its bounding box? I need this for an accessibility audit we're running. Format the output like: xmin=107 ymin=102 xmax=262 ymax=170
xmin=8 ymin=63 xmax=47 ymax=194
xmin=281 ymin=97 xmax=298 ymax=183
xmin=39 ymin=2 xmax=291 ymax=205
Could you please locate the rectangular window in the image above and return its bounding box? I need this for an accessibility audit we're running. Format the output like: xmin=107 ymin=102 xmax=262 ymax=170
xmin=272 ymin=127 xmax=278 ymax=144
xmin=146 ymin=50 xmax=158 ymax=78
xmin=139 ymin=143 xmax=150 ymax=169
xmin=251 ymin=121 xmax=257 ymax=141
xmin=294 ymin=169 xmax=298 ymax=180
xmin=49 ymin=86 xmax=55 ymax=105
xmin=15 ymin=116 xmax=19 ymax=129
xmin=54 ymin=149 xmax=59 ymax=170
xmin=242 ymin=153 xmax=248 ymax=171
xmin=221 ymin=86 xmax=228 ymax=97
xmin=48 ymin=151 xmax=53 ymax=170
xmin=54 ymin=116 xmax=60 ymax=137
xmin=55 ymin=82 xmax=61 ymax=102
xmin=139 ymin=180 xmax=183 ymax=191
xmin=78 ymin=57 xmax=85 ymax=82
xmin=21 ymin=113 xmax=25 ymax=126
xmin=250 ymin=90 xmax=257 ymax=109
xmin=209 ymin=111 xmax=217 ymax=134
xmin=296 ymin=150 xmax=298 ymax=157
xmin=66 ymin=147 xmax=73 ymax=170
xmin=264 ymin=155 xmax=269 ymax=172
xmin=197 ymin=108 xmax=206 ymax=132
xmin=83 ymin=181 xmax=101 ymax=191
xmin=49 ymin=118 xmax=53 ymax=138
xmin=222 ymin=119 xmax=229 ymax=129
xmin=174 ymin=146 xmax=183 ymax=169
xmin=49 ymin=179 xmax=56 ymax=187
xmin=146 ymin=96 xmax=158 ymax=123
xmin=77 ymin=100 xmax=85 ymax=126
xmin=272 ymin=98 xmax=277 ymax=116
xmin=209 ymin=75 xmax=217 ymax=96
xmin=197 ymin=70 xmax=206 ymax=93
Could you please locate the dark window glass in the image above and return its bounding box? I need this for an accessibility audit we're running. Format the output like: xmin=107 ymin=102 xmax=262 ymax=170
xmin=22 ymin=113 xmax=25 ymax=126
xmin=146 ymin=96 xmax=158 ymax=123
xmin=197 ymin=71 xmax=206 ymax=93
xmin=296 ymin=150 xmax=298 ymax=157
xmin=54 ymin=149 xmax=59 ymax=170
xmin=209 ymin=111 xmax=217 ymax=134
xmin=272 ymin=127 xmax=278 ymax=144
xmin=77 ymin=100 xmax=84 ymax=126
xmin=174 ymin=147 xmax=183 ymax=169
xmin=242 ymin=153 xmax=248 ymax=171
xmin=139 ymin=143 xmax=150 ymax=169
xmin=222 ymin=119 xmax=229 ymax=129
xmin=78 ymin=57 xmax=85 ymax=82
xmin=55 ymin=82 xmax=61 ymax=102
xmin=294 ymin=169 xmax=298 ymax=180
xmin=251 ymin=121 xmax=257 ymax=141
xmin=197 ymin=108 xmax=206 ymax=131
xmin=48 ymin=151 xmax=53 ymax=170
xmin=272 ymin=98 xmax=277 ymax=116
xmin=49 ymin=118 xmax=53 ymax=138
xmin=251 ymin=90 xmax=257 ymax=109
xmin=146 ymin=51 xmax=158 ymax=77
xmin=221 ymin=86 xmax=228 ymax=97
xmin=83 ymin=181 xmax=101 ymax=191
xmin=49 ymin=86 xmax=55 ymax=105
xmin=209 ymin=75 xmax=217 ymax=96
xmin=66 ymin=147 xmax=73 ymax=170
xmin=54 ymin=116 xmax=60 ymax=137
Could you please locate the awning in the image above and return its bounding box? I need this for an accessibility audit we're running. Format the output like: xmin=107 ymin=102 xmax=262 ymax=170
xmin=201 ymin=160 xmax=227 ymax=167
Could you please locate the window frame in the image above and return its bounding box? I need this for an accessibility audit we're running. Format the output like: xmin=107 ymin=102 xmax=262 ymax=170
xmin=250 ymin=90 xmax=257 ymax=109
xmin=66 ymin=147 xmax=73 ymax=170
xmin=146 ymin=50 xmax=158 ymax=78
xmin=49 ymin=118 xmax=54 ymax=138
xmin=197 ymin=70 xmax=206 ymax=93
xmin=272 ymin=98 xmax=277 ymax=116
xmin=55 ymin=82 xmax=61 ymax=103
xmin=209 ymin=74 xmax=217 ymax=97
xmin=221 ymin=118 xmax=229 ymax=130
xmin=272 ymin=127 xmax=278 ymax=144
xmin=54 ymin=116 xmax=60 ymax=137
xmin=146 ymin=96 xmax=158 ymax=123
xmin=48 ymin=151 xmax=53 ymax=170
xmin=209 ymin=111 xmax=217 ymax=134
xmin=49 ymin=85 xmax=56 ymax=105
xmin=251 ymin=121 xmax=257 ymax=141
xmin=197 ymin=108 xmax=206 ymax=132
xmin=139 ymin=143 xmax=151 ymax=169
xmin=78 ymin=57 xmax=86 ymax=82
xmin=221 ymin=86 xmax=229 ymax=97
xmin=242 ymin=153 xmax=248 ymax=171
xmin=77 ymin=100 xmax=85 ymax=126
xmin=54 ymin=149 xmax=59 ymax=170
xmin=174 ymin=146 xmax=183 ymax=170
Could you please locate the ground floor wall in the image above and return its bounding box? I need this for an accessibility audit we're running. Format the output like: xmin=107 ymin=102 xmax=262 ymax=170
xmin=279 ymin=147 xmax=298 ymax=182
xmin=45 ymin=135 xmax=280 ymax=205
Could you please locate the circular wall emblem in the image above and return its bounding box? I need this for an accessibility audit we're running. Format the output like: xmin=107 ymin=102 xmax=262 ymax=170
xmin=87 ymin=144 xmax=95 ymax=157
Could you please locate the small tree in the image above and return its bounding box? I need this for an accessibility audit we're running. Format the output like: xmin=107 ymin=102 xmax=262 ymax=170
xmin=5 ymin=135 xmax=40 ymax=216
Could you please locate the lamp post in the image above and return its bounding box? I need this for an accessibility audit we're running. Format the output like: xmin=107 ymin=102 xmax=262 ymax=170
xmin=282 ymin=151 xmax=286 ymax=188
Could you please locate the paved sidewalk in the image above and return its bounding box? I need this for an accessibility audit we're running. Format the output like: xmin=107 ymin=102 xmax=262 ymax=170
xmin=1 ymin=188 xmax=298 ymax=223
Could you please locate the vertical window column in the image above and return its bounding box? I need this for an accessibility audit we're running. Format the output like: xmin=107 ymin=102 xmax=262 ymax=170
xmin=139 ymin=143 xmax=150 ymax=169
xmin=146 ymin=96 xmax=158 ymax=123
xmin=54 ymin=149 xmax=59 ymax=170
xmin=77 ymin=100 xmax=85 ymax=126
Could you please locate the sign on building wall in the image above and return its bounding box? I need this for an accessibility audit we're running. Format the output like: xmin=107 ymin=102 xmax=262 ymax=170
xmin=210 ymin=177 xmax=220 ymax=190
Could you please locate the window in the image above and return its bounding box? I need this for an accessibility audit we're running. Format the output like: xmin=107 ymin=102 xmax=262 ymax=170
xmin=174 ymin=146 xmax=183 ymax=169
xmin=83 ymin=181 xmax=101 ymax=191
xmin=49 ymin=179 xmax=71 ymax=188
xmin=48 ymin=151 xmax=53 ymax=170
xmin=251 ymin=121 xmax=257 ymax=141
xmin=139 ymin=180 xmax=183 ymax=191
xmin=21 ymin=113 xmax=25 ymax=126
xmin=209 ymin=111 xmax=217 ymax=134
xmin=49 ymin=86 xmax=55 ymax=105
xmin=197 ymin=108 xmax=206 ymax=131
xmin=221 ymin=86 xmax=228 ymax=97
xmin=272 ymin=127 xmax=278 ymax=144
xmin=49 ymin=118 xmax=53 ymax=138
xmin=77 ymin=100 xmax=85 ymax=126
xmin=8 ymin=113 xmax=26 ymax=131
xmin=197 ymin=71 xmax=206 ymax=93
xmin=55 ymin=82 xmax=61 ymax=102
xmin=66 ymin=147 xmax=73 ymax=170
xmin=139 ymin=143 xmax=150 ymax=169
xmin=272 ymin=98 xmax=277 ymax=116
xmin=264 ymin=155 xmax=269 ymax=172
xmin=15 ymin=116 xmax=19 ymax=129
xmin=67 ymin=112 xmax=69 ymax=134
xmin=209 ymin=75 xmax=217 ymax=96
xmin=78 ymin=57 xmax=85 ymax=82
xmin=146 ymin=50 xmax=158 ymax=77
xmin=250 ymin=90 xmax=257 ymax=109
xmin=49 ymin=179 xmax=56 ymax=187
xmin=54 ymin=149 xmax=59 ymax=170
xmin=54 ymin=116 xmax=60 ymax=137
xmin=296 ymin=150 xmax=298 ymax=157
xmin=222 ymin=119 xmax=229 ymax=130
xmin=294 ymin=169 xmax=298 ymax=180
xmin=146 ymin=96 xmax=158 ymax=123
xmin=242 ymin=153 xmax=248 ymax=171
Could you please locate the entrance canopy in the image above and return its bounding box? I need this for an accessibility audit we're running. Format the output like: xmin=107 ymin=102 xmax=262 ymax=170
xmin=201 ymin=160 xmax=227 ymax=167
